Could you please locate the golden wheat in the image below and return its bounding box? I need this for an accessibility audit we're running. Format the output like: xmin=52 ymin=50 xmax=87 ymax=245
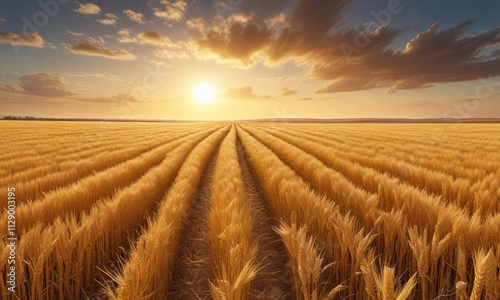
xmin=111 ymin=126 xmax=228 ymax=299
xmin=0 ymin=127 xmax=218 ymax=236
xmin=208 ymin=127 xmax=259 ymax=300
xmin=0 ymin=121 xmax=498 ymax=300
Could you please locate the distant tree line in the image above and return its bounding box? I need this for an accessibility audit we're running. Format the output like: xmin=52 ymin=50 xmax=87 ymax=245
xmin=1 ymin=116 xmax=36 ymax=120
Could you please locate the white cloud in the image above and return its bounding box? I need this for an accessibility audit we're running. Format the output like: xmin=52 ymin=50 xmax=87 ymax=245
xmin=67 ymin=31 xmax=85 ymax=37
xmin=105 ymin=13 xmax=117 ymax=19
xmin=154 ymin=0 xmax=187 ymax=23
xmin=97 ymin=13 xmax=118 ymax=26
xmin=75 ymin=3 xmax=101 ymax=15
xmin=123 ymin=9 xmax=144 ymax=23
xmin=0 ymin=32 xmax=44 ymax=47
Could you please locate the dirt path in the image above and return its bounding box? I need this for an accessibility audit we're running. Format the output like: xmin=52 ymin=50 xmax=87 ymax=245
xmin=168 ymin=146 xmax=219 ymax=300
xmin=236 ymin=139 xmax=292 ymax=300
xmin=168 ymin=137 xmax=292 ymax=299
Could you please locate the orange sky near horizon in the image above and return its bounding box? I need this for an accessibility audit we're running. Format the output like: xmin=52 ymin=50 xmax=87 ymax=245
xmin=1 ymin=0 xmax=500 ymax=120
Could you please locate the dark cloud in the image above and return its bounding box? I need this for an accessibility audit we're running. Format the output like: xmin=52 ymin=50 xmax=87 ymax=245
xmin=0 ymin=73 xmax=141 ymax=103
xmin=0 ymin=83 xmax=24 ymax=94
xmin=137 ymin=31 xmax=171 ymax=46
xmin=18 ymin=73 xmax=75 ymax=97
xmin=281 ymin=87 xmax=298 ymax=96
xmin=287 ymin=0 xmax=352 ymax=39
xmin=192 ymin=0 xmax=500 ymax=93
xmin=194 ymin=0 xmax=353 ymax=65
xmin=117 ymin=30 xmax=173 ymax=47
xmin=0 ymin=31 xmax=44 ymax=47
xmin=491 ymin=49 xmax=500 ymax=59
xmin=196 ymin=19 xmax=272 ymax=65
xmin=313 ymin=20 xmax=500 ymax=93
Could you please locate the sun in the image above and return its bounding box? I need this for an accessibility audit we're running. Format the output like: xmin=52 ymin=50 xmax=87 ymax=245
xmin=193 ymin=82 xmax=216 ymax=105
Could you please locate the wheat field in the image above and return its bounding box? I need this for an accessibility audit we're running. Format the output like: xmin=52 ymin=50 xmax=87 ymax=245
xmin=1 ymin=121 xmax=499 ymax=300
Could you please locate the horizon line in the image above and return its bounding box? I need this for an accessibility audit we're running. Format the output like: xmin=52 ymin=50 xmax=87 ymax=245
xmin=2 ymin=116 xmax=500 ymax=123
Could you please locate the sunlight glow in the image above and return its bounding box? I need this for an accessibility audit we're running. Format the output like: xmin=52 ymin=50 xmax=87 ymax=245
xmin=193 ymin=82 xmax=216 ymax=105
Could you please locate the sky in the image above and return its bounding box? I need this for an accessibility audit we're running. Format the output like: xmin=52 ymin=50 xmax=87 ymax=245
xmin=0 ymin=0 xmax=499 ymax=120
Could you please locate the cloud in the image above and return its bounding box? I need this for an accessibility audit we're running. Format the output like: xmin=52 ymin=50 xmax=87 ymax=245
xmin=16 ymin=73 xmax=75 ymax=97
xmin=256 ymin=74 xmax=298 ymax=82
xmin=64 ymin=31 xmax=136 ymax=60
xmin=67 ymin=31 xmax=85 ymax=37
xmin=193 ymin=0 xmax=352 ymax=66
xmin=117 ymin=28 xmax=137 ymax=43
xmin=116 ymin=29 xmax=190 ymax=58
xmin=98 ymin=13 xmax=118 ymax=26
xmin=63 ymin=43 xmax=137 ymax=60
xmin=117 ymin=30 xmax=174 ymax=48
xmin=144 ymin=59 xmax=169 ymax=66
xmin=76 ymin=72 xmax=136 ymax=85
xmin=154 ymin=0 xmax=187 ymax=23
xmin=195 ymin=19 xmax=272 ymax=66
xmin=46 ymin=42 xmax=57 ymax=49
xmin=0 ymin=73 xmax=142 ymax=104
xmin=193 ymin=0 xmax=500 ymax=93
xmin=186 ymin=18 xmax=205 ymax=32
xmin=0 ymin=18 xmax=5 ymax=23
xmin=230 ymin=12 xmax=255 ymax=24
xmin=315 ymin=78 xmax=383 ymax=93
xmin=280 ymin=87 xmax=297 ymax=96
xmin=0 ymin=31 xmax=44 ymax=47
xmin=75 ymin=3 xmax=101 ymax=15
xmin=0 ymin=83 xmax=24 ymax=94
xmin=312 ymin=20 xmax=500 ymax=93
xmin=223 ymin=86 xmax=257 ymax=99
xmin=137 ymin=31 xmax=171 ymax=46
xmin=123 ymin=9 xmax=144 ymax=23
xmin=118 ymin=28 xmax=130 ymax=36
xmin=98 ymin=19 xmax=116 ymax=26
xmin=77 ymin=93 xmax=140 ymax=103
xmin=153 ymin=43 xmax=190 ymax=59
xmin=266 ymin=13 xmax=286 ymax=27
